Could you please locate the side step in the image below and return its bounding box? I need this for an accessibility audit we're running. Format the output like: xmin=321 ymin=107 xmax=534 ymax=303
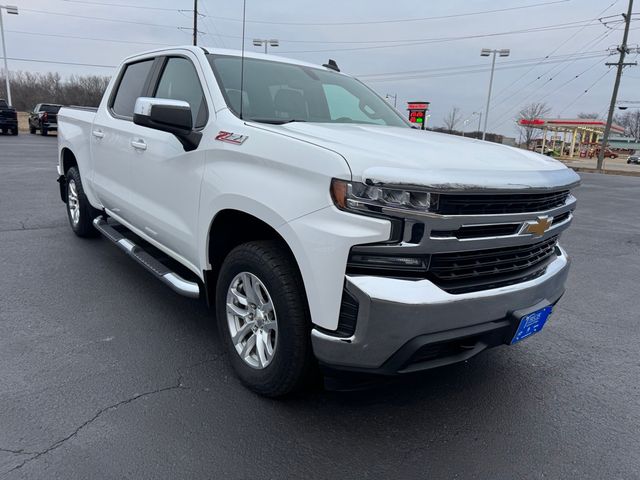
xmin=93 ymin=217 xmax=200 ymax=299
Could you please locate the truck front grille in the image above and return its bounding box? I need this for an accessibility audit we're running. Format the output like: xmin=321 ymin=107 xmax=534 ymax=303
xmin=428 ymin=236 xmax=558 ymax=294
xmin=434 ymin=191 xmax=570 ymax=215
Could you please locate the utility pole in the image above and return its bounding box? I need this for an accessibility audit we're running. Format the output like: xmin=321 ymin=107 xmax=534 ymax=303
xmin=598 ymin=0 xmax=635 ymax=171
xmin=0 ymin=5 xmax=18 ymax=106
xmin=193 ymin=0 xmax=198 ymax=46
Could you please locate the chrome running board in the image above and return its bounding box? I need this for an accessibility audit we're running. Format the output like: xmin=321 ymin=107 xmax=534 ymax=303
xmin=93 ymin=217 xmax=200 ymax=299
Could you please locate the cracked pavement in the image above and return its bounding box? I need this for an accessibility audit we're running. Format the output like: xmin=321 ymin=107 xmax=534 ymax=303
xmin=1 ymin=134 xmax=639 ymax=479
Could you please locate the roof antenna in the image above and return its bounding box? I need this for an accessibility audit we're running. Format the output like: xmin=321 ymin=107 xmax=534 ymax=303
xmin=239 ymin=0 xmax=247 ymax=120
xmin=323 ymin=59 xmax=340 ymax=72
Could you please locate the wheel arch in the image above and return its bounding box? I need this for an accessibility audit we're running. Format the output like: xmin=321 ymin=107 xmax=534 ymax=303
xmin=58 ymin=148 xmax=79 ymax=203
xmin=204 ymin=209 xmax=310 ymax=313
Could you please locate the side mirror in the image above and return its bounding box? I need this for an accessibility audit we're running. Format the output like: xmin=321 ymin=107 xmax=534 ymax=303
xmin=133 ymin=97 xmax=202 ymax=152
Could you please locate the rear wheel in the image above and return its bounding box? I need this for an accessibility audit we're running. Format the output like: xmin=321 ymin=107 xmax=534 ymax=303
xmin=1 ymin=128 xmax=6 ymax=135
xmin=216 ymin=241 xmax=314 ymax=397
xmin=65 ymin=167 xmax=100 ymax=237
xmin=11 ymin=128 xmax=18 ymax=135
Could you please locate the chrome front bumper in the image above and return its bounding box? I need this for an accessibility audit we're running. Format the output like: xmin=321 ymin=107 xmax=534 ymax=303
xmin=311 ymin=245 xmax=570 ymax=372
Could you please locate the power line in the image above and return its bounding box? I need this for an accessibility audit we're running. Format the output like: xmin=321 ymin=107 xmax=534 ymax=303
xmin=490 ymin=55 xmax=611 ymax=131
xmin=362 ymin=54 xmax=609 ymax=83
xmin=218 ymin=18 xmax=601 ymax=45
xmin=6 ymin=29 xmax=174 ymax=47
xmin=457 ymin=2 xmax=619 ymax=129
xmin=200 ymin=1 xmax=227 ymax=48
xmin=20 ymin=8 xmax=192 ymax=31
xmin=487 ymin=29 xmax=614 ymax=114
xmin=558 ymin=68 xmax=615 ymax=114
xmin=484 ymin=28 xmax=617 ymax=130
xmin=357 ymin=50 xmax=608 ymax=79
xmin=208 ymin=0 xmax=571 ymax=26
xmin=490 ymin=1 xmax=619 ymax=102
xmin=59 ymin=0 xmax=186 ymax=12
xmin=278 ymin=21 xmax=605 ymax=54
xmin=6 ymin=56 xmax=117 ymax=69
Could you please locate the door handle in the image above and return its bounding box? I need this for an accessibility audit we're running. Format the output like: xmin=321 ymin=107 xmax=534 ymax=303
xmin=131 ymin=139 xmax=147 ymax=151
xmin=92 ymin=129 xmax=104 ymax=139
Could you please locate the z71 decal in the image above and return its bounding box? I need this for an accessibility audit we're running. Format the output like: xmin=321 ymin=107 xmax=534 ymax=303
xmin=215 ymin=131 xmax=248 ymax=145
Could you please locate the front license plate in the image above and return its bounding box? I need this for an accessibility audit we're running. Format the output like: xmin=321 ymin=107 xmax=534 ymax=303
xmin=511 ymin=306 xmax=553 ymax=344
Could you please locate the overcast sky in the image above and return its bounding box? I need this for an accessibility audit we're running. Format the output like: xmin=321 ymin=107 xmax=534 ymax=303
xmin=2 ymin=0 xmax=639 ymax=136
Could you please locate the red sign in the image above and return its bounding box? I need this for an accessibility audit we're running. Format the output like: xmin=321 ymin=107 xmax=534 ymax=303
xmin=409 ymin=110 xmax=425 ymax=123
xmin=407 ymin=102 xmax=430 ymax=111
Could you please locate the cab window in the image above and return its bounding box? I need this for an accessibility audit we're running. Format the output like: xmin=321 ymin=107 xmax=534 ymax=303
xmin=111 ymin=59 xmax=154 ymax=118
xmin=154 ymin=57 xmax=208 ymax=128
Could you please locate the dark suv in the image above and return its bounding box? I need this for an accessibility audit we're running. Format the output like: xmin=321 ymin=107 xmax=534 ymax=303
xmin=628 ymin=155 xmax=639 ymax=165
xmin=0 ymin=99 xmax=18 ymax=135
xmin=29 ymin=103 xmax=62 ymax=136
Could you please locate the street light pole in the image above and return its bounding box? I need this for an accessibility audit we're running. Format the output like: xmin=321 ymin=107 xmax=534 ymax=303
xmin=480 ymin=48 xmax=510 ymax=141
xmin=474 ymin=111 xmax=482 ymax=136
xmin=0 ymin=5 xmax=18 ymax=106
xmin=253 ymin=39 xmax=279 ymax=54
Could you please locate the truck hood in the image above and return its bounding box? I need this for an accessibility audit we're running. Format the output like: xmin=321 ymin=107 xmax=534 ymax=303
xmin=278 ymin=123 xmax=580 ymax=192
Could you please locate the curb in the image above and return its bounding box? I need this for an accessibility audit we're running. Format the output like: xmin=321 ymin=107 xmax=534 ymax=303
xmin=565 ymin=166 xmax=640 ymax=177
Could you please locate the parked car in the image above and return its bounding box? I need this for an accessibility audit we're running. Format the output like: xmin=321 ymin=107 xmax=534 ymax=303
xmin=627 ymin=155 xmax=640 ymax=164
xmin=57 ymin=46 xmax=580 ymax=396
xmin=597 ymin=148 xmax=618 ymax=159
xmin=0 ymin=98 xmax=18 ymax=135
xmin=29 ymin=103 xmax=62 ymax=136
xmin=533 ymin=145 xmax=553 ymax=156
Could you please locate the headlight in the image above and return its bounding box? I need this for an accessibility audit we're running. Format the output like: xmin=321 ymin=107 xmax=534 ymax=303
xmin=331 ymin=178 xmax=433 ymax=215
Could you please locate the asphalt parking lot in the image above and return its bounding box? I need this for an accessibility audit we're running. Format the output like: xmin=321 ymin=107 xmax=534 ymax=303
xmin=1 ymin=134 xmax=639 ymax=479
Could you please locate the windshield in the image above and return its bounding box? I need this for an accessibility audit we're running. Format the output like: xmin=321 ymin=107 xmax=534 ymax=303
xmin=207 ymin=55 xmax=408 ymax=127
xmin=41 ymin=105 xmax=61 ymax=113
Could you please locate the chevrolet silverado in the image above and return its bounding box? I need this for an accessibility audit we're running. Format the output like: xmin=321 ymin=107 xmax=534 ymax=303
xmin=57 ymin=46 xmax=580 ymax=396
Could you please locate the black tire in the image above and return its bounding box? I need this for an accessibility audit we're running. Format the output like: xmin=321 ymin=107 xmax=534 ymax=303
xmin=216 ymin=241 xmax=314 ymax=397
xmin=30 ymin=125 xmax=36 ymax=134
xmin=41 ymin=128 xmax=48 ymax=136
xmin=1 ymin=128 xmax=6 ymax=135
xmin=65 ymin=167 xmax=100 ymax=237
xmin=11 ymin=128 xmax=18 ymax=136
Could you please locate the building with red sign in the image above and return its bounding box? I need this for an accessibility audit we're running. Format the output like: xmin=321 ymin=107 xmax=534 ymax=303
xmin=518 ymin=118 xmax=626 ymax=158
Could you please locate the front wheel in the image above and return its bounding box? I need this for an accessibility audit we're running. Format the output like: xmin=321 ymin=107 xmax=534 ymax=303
xmin=41 ymin=128 xmax=48 ymax=136
xmin=216 ymin=241 xmax=314 ymax=397
xmin=65 ymin=167 xmax=100 ymax=237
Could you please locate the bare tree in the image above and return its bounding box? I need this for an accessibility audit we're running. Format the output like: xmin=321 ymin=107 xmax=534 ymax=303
xmin=615 ymin=110 xmax=640 ymax=140
xmin=577 ymin=112 xmax=600 ymax=119
xmin=442 ymin=107 xmax=461 ymax=133
xmin=516 ymin=102 xmax=551 ymax=149
xmin=0 ymin=70 xmax=110 ymax=110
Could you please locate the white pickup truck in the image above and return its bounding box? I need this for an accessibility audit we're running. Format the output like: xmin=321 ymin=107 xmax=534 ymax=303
xmin=57 ymin=46 xmax=580 ymax=396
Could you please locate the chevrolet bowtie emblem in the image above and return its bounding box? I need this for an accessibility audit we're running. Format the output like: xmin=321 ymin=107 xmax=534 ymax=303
xmin=524 ymin=216 xmax=552 ymax=236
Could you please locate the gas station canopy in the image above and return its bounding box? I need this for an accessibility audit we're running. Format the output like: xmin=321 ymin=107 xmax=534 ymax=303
xmin=518 ymin=118 xmax=627 ymax=158
xmin=519 ymin=118 xmax=625 ymax=135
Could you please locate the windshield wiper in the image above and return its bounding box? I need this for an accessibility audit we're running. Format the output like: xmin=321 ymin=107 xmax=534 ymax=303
xmin=247 ymin=118 xmax=307 ymax=125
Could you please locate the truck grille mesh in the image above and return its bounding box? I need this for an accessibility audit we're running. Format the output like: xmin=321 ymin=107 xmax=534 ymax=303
xmin=434 ymin=191 xmax=570 ymax=215
xmin=428 ymin=236 xmax=559 ymax=294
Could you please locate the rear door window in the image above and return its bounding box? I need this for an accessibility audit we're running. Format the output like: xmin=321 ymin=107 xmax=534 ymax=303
xmin=111 ymin=59 xmax=154 ymax=118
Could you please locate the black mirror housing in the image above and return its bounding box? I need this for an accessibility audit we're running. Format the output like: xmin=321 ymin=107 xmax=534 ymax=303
xmin=133 ymin=97 xmax=202 ymax=151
